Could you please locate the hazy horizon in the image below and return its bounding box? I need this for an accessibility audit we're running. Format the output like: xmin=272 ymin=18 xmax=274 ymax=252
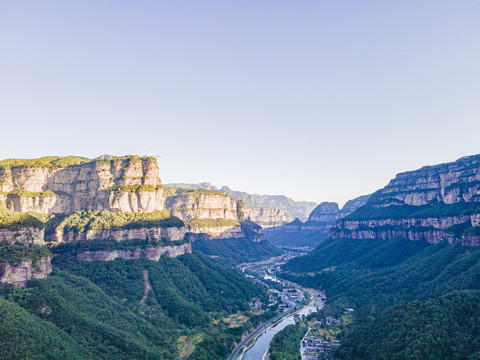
xmin=2 ymin=1 xmax=480 ymax=205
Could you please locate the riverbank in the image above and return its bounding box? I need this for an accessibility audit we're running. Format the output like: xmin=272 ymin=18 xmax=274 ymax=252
xmin=229 ymin=255 xmax=324 ymax=360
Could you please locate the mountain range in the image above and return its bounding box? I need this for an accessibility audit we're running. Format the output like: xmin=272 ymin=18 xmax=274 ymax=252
xmin=281 ymin=154 xmax=480 ymax=359
xmin=165 ymin=182 xmax=317 ymax=221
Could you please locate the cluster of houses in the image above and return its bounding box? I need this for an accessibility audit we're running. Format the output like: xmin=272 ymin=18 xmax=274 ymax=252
xmin=249 ymin=297 xmax=263 ymax=310
xmin=301 ymin=337 xmax=341 ymax=359
xmin=326 ymin=316 xmax=341 ymax=326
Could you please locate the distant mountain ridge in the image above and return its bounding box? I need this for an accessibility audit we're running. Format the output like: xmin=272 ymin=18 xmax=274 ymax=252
xmin=265 ymin=194 xmax=371 ymax=247
xmin=332 ymin=154 xmax=480 ymax=245
xmin=165 ymin=182 xmax=317 ymax=221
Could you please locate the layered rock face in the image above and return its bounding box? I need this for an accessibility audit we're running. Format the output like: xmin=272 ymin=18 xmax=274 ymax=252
xmin=0 ymin=227 xmax=44 ymax=245
xmin=0 ymin=156 xmax=165 ymax=214
xmin=246 ymin=207 xmax=294 ymax=227
xmin=166 ymin=192 xmax=238 ymax=220
xmin=164 ymin=189 xmax=267 ymax=241
xmin=187 ymin=225 xmax=244 ymax=239
xmin=367 ymin=155 xmax=480 ymax=207
xmin=76 ymin=242 xmax=192 ymax=262
xmin=165 ymin=182 xmax=317 ymax=221
xmin=186 ymin=223 xmax=265 ymax=242
xmin=164 ymin=185 xmax=303 ymax=227
xmin=308 ymin=202 xmax=341 ymax=223
xmin=0 ymin=156 xmax=193 ymax=285
xmin=50 ymin=226 xmax=186 ymax=243
xmin=0 ymin=257 xmax=52 ymax=287
xmin=331 ymin=155 xmax=480 ymax=246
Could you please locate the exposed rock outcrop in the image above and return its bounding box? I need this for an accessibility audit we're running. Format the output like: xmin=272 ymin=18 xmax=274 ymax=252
xmin=164 ymin=188 xmax=268 ymax=241
xmin=0 ymin=228 xmax=44 ymax=245
xmin=187 ymin=225 xmax=245 ymax=239
xmin=366 ymin=155 xmax=480 ymax=207
xmin=338 ymin=194 xmax=372 ymax=218
xmin=165 ymin=192 xmax=238 ymax=221
xmin=246 ymin=207 xmax=294 ymax=228
xmin=0 ymin=156 xmax=165 ymax=214
xmin=187 ymin=222 xmax=265 ymax=242
xmin=165 ymin=182 xmax=317 ymax=221
xmin=50 ymin=226 xmax=186 ymax=243
xmin=307 ymin=202 xmax=341 ymax=223
xmin=76 ymin=242 xmax=192 ymax=261
xmin=331 ymin=155 xmax=480 ymax=246
xmin=0 ymin=257 xmax=52 ymax=287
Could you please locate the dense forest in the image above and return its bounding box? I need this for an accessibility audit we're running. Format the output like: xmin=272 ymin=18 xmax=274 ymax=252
xmin=281 ymin=237 xmax=480 ymax=358
xmin=265 ymin=230 xmax=329 ymax=248
xmin=269 ymin=323 xmax=307 ymax=360
xmin=0 ymin=252 xmax=271 ymax=360
xmin=192 ymin=237 xmax=281 ymax=264
xmin=337 ymin=290 xmax=480 ymax=360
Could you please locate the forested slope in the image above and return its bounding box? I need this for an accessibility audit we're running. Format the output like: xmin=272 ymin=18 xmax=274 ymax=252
xmin=281 ymin=238 xmax=480 ymax=359
xmin=0 ymin=253 xmax=268 ymax=360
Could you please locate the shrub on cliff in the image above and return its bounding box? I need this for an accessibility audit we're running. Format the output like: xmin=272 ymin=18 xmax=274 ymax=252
xmin=186 ymin=218 xmax=239 ymax=228
xmin=0 ymin=242 xmax=51 ymax=264
xmin=0 ymin=156 xmax=89 ymax=170
xmin=55 ymin=210 xmax=184 ymax=234
xmin=0 ymin=210 xmax=48 ymax=230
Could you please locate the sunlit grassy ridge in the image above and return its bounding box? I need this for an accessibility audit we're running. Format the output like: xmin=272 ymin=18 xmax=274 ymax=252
xmin=0 ymin=210 xmax=49 ymax=230
xmin=186 ymin=218 xmax=239 ymax=228
xmin=163 ymin=186 xmax=229 ymax=198
xmin=0 ymin=156 xmax=90 ymax=169
xmin=56 ymin=210 xmax=184 ymax=233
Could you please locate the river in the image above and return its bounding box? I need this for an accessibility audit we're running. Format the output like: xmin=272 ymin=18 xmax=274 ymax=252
xmin=242 ymin=305 xmax=318 ymax=360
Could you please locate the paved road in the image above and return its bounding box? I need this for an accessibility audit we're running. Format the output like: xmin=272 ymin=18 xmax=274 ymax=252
xmin=227 ymin=306 xmax=296 ymax=360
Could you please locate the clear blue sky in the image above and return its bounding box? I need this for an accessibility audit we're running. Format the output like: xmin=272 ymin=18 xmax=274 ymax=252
xmin=1 ymin=1 xmax=480 ymax=205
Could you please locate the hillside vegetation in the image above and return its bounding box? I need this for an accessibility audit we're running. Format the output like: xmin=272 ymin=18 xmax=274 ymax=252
xmin=56 ymin=210 xmax=184 ymax=233
xmin=338 ymin=290 xmax=480 ymax=360
xmin=0 ymin=210 xmax=49 ymax=230
xmin=281 ymin=237 xmax=480 ymax=359
xmin=265 ymin=230 xmax=329 ymax=248
xmin=0 ymin=242 xmax=51 ymax=264
xmin=0 ymin=253 xmax=268 ymax=360
xmin=0 ymin=156 xmax=90 ymax=169
xmin=269 ymin=323 xmax=308 ymax=360
xmin=192 ymin=237 xmax=281 ymax=264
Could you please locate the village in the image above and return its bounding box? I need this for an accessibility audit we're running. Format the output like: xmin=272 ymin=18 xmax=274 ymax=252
xmin=299 ymin=308 xmax=354 ymax=360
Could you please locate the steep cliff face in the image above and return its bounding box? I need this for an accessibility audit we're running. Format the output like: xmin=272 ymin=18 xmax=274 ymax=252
xmin=246 ymin=207 xmax=294 ymax=227
xmin=76 ymin=242 xmax=192 ymax=261
xmin=332 ymin=155 xmax=480 ymax=245
xmin=0 ymin=156 xmax=165 ymax=214
xmin=164 ymin=187 xmax=295 ymax=228
xmin=307 ymin=202 xmax=341 ymax=223
xmin=186 ymin=221 xmax=265 ymax=242
xmin=0 ymin=208 xmax=53 ymax=286
xmin=187 ymin=225 xmax=245 ymax=239
xmin=0 ymin=156 xmax=198 ymax=286
xmin=338 ymin=194 xmax=371 ymax=218
xmin=51 ymin=226 xmax=186 ymax=243
xmin=165 ymin=182 xmax=317 ymax=221
xmin=0 ymin=257 xmax=52 ymax=287
xmin=163 ymin=188 xmax=269 ymax=242
xmin=0 ymin=227 xmax=44 ymax=245
xmin=367 ymin=155 xmax=480 ymax=207
xmin=165 ymin=190 xmax=238 ymax=221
